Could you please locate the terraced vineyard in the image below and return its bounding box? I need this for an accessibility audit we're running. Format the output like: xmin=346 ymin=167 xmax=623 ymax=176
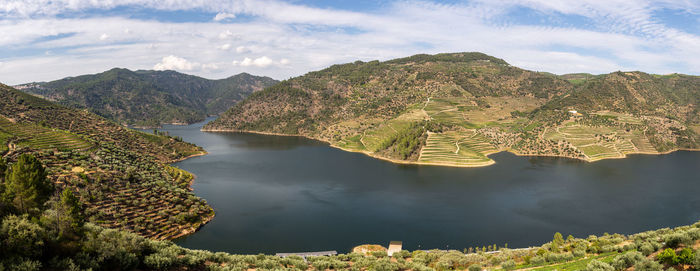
xmin=424 ymin=98 xmax=476 ymax=128
xmin=0 ymin=83 xmax=213 ymax=241
xmin=543 ymin=121 xmax=653 ymax=161
xmin=88 ymin=179 xmax=212 ymax=240
xmin=418 ymin=131 xmax=496 ymax=166
xmin=0 ymin=116 xmax=92 ymax=151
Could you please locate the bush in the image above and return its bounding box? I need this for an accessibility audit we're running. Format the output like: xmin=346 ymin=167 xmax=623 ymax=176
xmin=437 ymin=251 xmax=469 ymax=269
xmin=634 ymin=259 xmax=663 ymax=271
xmin=501 ymin=259 xmax=516 ymax=270
xmin=584 ymin=260 xmax=614 ymax=271
xmin=639 ymin=242 xmax=655 ymax=256
xmin=0 ymin=215 xmax=46 ymax=258
xmin=530 ymin=255 xmax=545 ymax=265
xmin=657 ymin=248 xmax=677 ymax=265
xmin=676 ymin=248 xmax=694 ymax=265
xmin=663 ymin=233 xmax=692 ymax=248
xmin=612 ymin=251 xmax=645 ymax=270
xmin=370 ymin=251 xmax=387 ymax=258
xmin=467 ymin=263 xmax=482 ymax=271
xmin=392 ymin=250 xmax=411 ymax=259
xmin=371 ymin=258 xmax=399 ymax=271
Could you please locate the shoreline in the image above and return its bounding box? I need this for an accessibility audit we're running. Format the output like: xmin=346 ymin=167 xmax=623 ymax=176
xmin=165 ymin=150 xmax=211 ymax=241
xmin=201 ymin=128 xmax=700 ymax=168
xmin=168 ymin=150 xmax=208 ymax=164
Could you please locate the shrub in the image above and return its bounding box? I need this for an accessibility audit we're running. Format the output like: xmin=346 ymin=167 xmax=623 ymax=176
xmin=634 ymin=259 xmax=663 ymax=271
xmin=584 ymin=260 xmax=614 ymax=271
xmin=502 ymin=259 xmax=516 ymax=270
xmin=676 ymin=248 xmax=694 ymax=265
xmin=467 ymin=263 xmax=482 ymax=271
xmin=371 ymin=258 xmax=399 ymax=271
xmin=612 ymin=251 xmax=645 ymax=270
xmin=530 ymin=255 xmax=545 ymax=265
xmin=657 ymin=248 xmax=677 ymax=265
xmin=370 ymin=250 xmax=387 ymax=258
xmin=437 ymin=251 xmax=469 ymax=269
xmin=639 ymin=242 xmax=656 ymax=256
xmin=0 ymin=215 xmax=46 ymax=258
xmin=663 ymin=233 xmax=692 ymax=248
xmin=392 ymin=250 xmax=411 ymax=259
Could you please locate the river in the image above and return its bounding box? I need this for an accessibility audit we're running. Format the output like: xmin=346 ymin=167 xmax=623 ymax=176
xmin=154 ymin=118 xmax=700 ymax=254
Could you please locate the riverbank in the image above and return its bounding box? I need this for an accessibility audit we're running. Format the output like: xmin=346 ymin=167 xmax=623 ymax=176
xmin=200 ymin=128 xmax=700 ymax=168
xmin=166 ymin=149 xmax=213 ymax=241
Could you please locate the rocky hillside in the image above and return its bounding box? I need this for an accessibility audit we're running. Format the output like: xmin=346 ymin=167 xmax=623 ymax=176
xmin=204 ymin=52 xmax=700 ymax=166
xmin=16 ymin=69 xmax=278 ymax=127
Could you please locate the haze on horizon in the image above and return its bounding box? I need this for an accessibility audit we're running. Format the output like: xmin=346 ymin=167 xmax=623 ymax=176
xmin=0 ymin=0 xmax=698 ymax=85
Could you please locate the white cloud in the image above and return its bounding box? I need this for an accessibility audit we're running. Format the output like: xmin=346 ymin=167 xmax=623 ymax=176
xmin=0 ymin=0 xmax=698 ymax=85
xmin=235 ymin=46 xmax=250 ymax=53
xmin=213 ymin=12 xmax=236 ymax=21
xmin=218 ymin=43 xmax=231 ymax=50
xmin=202 ymin=63 xmax=221 ymax=71
xmin=218 ymin=30 xmax=233 ymax=39
xmin=99 ymin=33 xmax=109 ymax=40
xmin=232 ymin=56 xmax=291 ymax=68
xmin=153 ymin=55 xmax=198 ymax=71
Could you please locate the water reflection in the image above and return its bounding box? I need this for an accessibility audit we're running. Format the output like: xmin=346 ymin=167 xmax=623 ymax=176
xmin=155 ymin=120 xmax=700 ymax=254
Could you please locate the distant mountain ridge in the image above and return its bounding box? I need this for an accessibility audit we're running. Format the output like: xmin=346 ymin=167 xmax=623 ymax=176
xmin=204 ymin=52 xmax=699 ymax=167
xmin=16 ymin=68 xmax=278 ymax=127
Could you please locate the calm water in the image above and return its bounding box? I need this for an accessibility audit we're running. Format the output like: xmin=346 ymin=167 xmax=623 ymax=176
xmin=157 ymin=119 xmax=700 ymax=254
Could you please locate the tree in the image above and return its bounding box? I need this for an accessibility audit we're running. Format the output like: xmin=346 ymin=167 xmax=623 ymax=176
xmin=3 ymin=154 xmax=54 ymax=214
xmin=552 ymin=232 xmax=564 ymax=252
xmin=61 ymin=189 xmax=85 ymax=231
xmin=0 ymin=215 xmax=46 ymax=258
xmin=42 ymin=189 xmax=85 ymax=238
xmin=0 ymin=157 xmax=7 ymax=213
xmin=0 ymin=157 xmax=6 ymax=180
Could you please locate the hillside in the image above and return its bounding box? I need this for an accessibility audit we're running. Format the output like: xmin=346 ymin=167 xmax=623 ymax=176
xmin=204 ymin=52 xmax=700 ymax=166
xmin=0 ymin=83 xmax=213 ymax=240
xmin=16 ymin=69 xmax=278 ymax=127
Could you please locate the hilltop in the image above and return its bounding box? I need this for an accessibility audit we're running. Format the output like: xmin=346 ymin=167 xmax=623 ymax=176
xmin=0 ymin=83 xmax=213 ymax=240
xmin=204 ymin=52 xmax=700 ymax=167
xmin=16 ymin=69 xmax=278 ymax=127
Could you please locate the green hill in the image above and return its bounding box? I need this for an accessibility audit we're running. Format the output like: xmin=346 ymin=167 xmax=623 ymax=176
xmin=204 ymin=52 xmax=700 ymax=166
xmin=16 ymin=69 xmax=278 ymax=127
xmin=0 ymin=83 xmax=213 ymax=240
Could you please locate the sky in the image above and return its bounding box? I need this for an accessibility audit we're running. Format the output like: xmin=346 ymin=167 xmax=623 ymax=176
xmin=0 ymin=0 xmax=698 ymax=85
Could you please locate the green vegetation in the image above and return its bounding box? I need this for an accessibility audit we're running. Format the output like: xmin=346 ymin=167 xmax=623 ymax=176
xmin=17 ymin=69 xmax=278 ymax=127
xmin=0 ymin=83 xmax=213 ymax=242
xmin=204 ymin=52 xmax=699 ymax=167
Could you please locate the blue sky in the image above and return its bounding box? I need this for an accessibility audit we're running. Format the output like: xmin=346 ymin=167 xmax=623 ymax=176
xmin=0 ymin=0 xmax=698 ymax=84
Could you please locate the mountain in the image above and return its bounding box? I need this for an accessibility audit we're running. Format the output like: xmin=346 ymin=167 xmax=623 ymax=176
xmin=204 ymin=52 xmax=700 ymax=166
xmin=0 ymin=83 xmax=213 ymax=240
xmin=16 ymin=68 xmax=278 ymax=127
